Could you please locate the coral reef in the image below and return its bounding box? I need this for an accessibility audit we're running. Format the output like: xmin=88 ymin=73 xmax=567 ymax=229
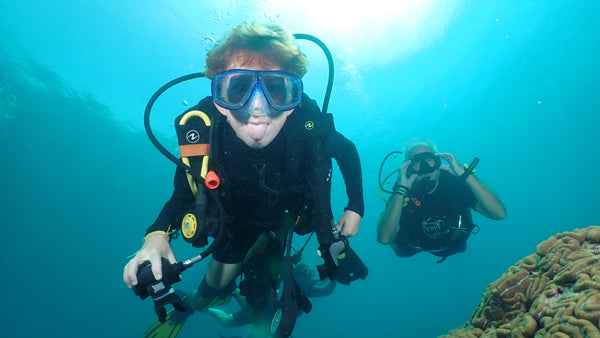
xmin=442 ymin=225 xmax=600 ymax=338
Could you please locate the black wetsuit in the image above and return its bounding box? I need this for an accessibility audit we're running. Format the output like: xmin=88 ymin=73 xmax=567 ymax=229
xmin=146 ymin=93 xmax=363 ymax=267
xmin=391 ymin=170 xmax=476 ymax=258
xmin=230 ymin=272 xmax=335 ymax=327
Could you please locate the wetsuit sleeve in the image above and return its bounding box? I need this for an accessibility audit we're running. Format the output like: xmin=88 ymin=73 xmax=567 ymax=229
xmin=323 ymin=131 xmax=364 ymax=217
xmin=145 ymin=166 xmax=195 ymax=235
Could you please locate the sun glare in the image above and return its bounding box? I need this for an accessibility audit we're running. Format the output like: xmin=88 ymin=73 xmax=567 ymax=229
xmin=178 ymin=0 xmax=464 ymax=67
xmin=263 ymin=0 xmax=465 ymax=66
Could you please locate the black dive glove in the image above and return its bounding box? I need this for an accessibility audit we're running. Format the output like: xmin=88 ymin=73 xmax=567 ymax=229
xmin=317 ymin=237 xmax=369 ymax=285
xmin=132 ymin=257 xmax=187 ymax=322
xmin=316 ymin=237 xmax=348 ymax=282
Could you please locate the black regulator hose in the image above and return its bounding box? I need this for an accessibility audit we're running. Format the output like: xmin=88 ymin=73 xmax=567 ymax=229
xmin=142 ymin=71 xmax=222 ymax=273
xmin=294 ymin=33 xmax=334 ymax=115
xmin=143 ymin=72 xmax=207 ymax=183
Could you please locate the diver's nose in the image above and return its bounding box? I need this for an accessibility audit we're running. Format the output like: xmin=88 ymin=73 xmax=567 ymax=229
xmin=247 ymin=86 xmax=269 ymax=116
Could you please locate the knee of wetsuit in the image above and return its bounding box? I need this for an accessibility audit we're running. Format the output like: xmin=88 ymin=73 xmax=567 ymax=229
xmin=191 ymin=277 xmax=236 ymax=311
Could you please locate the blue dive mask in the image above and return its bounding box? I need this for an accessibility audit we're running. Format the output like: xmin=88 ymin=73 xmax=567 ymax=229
xmin=212 ymin=69 xmax=303 ymax=121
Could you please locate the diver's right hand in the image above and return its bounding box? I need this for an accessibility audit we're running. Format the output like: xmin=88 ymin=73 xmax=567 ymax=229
xmin=398 ymin=161 xmax=416 ymax=189
xmin=123 ymin=233 xmax=177 ymax=288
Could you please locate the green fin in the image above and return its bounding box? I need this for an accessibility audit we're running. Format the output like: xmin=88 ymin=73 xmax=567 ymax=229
xmin=143 ymin=308 xmax=191 ymax=338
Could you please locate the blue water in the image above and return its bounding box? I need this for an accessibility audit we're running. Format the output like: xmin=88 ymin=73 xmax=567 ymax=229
xmin=1 ymin=1 xmax=598 ymax=337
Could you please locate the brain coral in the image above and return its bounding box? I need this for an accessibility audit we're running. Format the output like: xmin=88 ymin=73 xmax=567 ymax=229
xmin=442 ymin=225 xmax=600 ymax=338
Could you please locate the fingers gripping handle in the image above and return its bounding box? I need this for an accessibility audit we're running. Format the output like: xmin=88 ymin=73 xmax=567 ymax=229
xmin=132 ymin=257 xmax=187 ymax=322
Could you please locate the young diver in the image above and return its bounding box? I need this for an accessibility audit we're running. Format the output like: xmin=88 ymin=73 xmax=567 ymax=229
xmin=123 ymin=22 xmax=366 ymax=337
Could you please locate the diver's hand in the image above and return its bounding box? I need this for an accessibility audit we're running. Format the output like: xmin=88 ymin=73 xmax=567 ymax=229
xmin=123 ymin=233 xmax=176 ymax=288
xmin=437 ymin=153 xmax=464 ymax=176
xmin=337 ymin=210 xmax=361 ymax=237
xmin=398 ymin=161 xmax=417 ymax=189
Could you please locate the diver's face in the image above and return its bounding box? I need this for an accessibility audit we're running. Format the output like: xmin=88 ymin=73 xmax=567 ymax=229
xmin=409 ymin=146 xmax=440 ymax=193
xmin=214 ymin=53 xmax=294 ymax=149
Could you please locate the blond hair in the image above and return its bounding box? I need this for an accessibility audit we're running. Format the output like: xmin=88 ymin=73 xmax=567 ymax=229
xmin=205 ymin=22 xmax=308 ymax=79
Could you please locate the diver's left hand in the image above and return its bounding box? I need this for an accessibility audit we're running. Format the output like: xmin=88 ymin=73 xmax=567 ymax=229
xmin=437 ymin=152 xmax=465 ymax=177
xmin=336 ymin=210 xmax=362 ymax=237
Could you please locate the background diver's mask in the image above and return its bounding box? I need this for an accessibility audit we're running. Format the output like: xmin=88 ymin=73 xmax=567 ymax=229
xmin=407 ymin=152 xmax=441 ymax=176
xmin=212 ymin=69 xmax=303 ymax=122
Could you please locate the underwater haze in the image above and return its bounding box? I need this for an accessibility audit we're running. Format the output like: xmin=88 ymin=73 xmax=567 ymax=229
xmin=1 ymin=1 xmax=598 ymax=337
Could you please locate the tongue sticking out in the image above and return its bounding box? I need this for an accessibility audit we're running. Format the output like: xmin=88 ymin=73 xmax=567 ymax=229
xmin=247 ymin=123 xmax=268 ymax=141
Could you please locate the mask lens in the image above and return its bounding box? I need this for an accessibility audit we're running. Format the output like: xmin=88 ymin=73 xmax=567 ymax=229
xmin=409 ymin=152 xmax=440 ymax=175
xmin=212 ymin=71 xmax=257 ymax=110
xmin=261 ymin=72 xmax=302 ymax=110
xmin=409 ymin=161 xmax=421 ymax=173
xmin=226 ymin=73 xmax=255 ymax=106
